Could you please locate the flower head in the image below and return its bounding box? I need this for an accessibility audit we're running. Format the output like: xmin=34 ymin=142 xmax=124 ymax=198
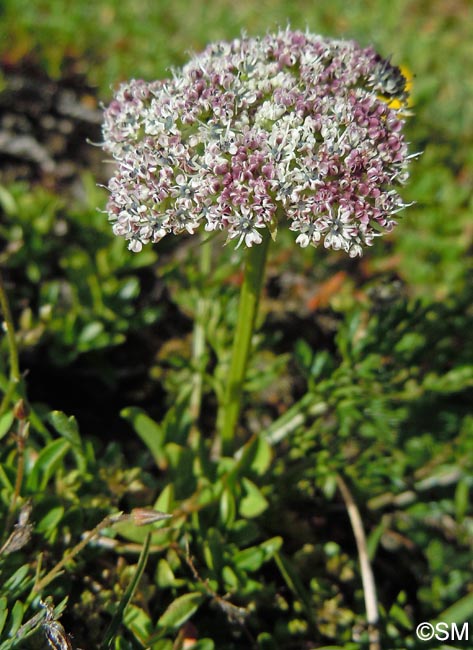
xmin=102 ymin=29 xmax=413 ymax=256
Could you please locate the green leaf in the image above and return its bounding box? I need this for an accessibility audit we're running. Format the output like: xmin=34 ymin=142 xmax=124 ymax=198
xmin=437 ymin=591 xmax=473 ymax=625
xmin=367 ymin=521 xmax=386 ymax=561
xmin=219 ymin=487 xmax=236 ymax=527
xmin=0 ymin=185 xmax=17 ymax=214
xmin=0 ymin=464 xmax=13 ymax=491
xmin=112 ymin=519 xmax=155 ymax=545
xmin=36 ymin=506 xmax=65 ymax=535
xmin=222 ymin=566 xmax=239 ymax=590
xmin=235 ymin=435 xmax=273 ymax=476
xmin=257 ymin=632 xmax=277 ymax=649
xmin=388 ymin=602 xmax=412 ymax=630
xmin=202 ymin=528 xmax=224 ymax=574
xmin=117 ymin=277 xmax=140 ymax=300
xmin=193 ymin=640 xmax=215 ymax=650
xmin=112 ymin=637 xmax=135 ymax=650
xmin=0 ymin=412 xmax=14 ymax=441
xmin=233 ymin=536 xmax=282 ymax=572
xmin=454 ymin=479 xmax=469 ymax=522
xmin=259 ymin=536 xmax=283 ymax=556
xmin=156 ymin=559 xmax=176 ymax=588
xmin=148 ymin=641 xmax=172 ymax=650
xmin=233 ymin=547 xmax=264 ymax=572
xmin=26 ymin=438 xmax=70 ymax=491
xmin=0 ymin=597 xmax=8 ymax=636
xmin=123 ymin=604 xmax=153 ymax=644
xmin=121 ymin=407 xmax=166 ymax=469
xmin=78 ymin=321 xmax=104 ymax=345
xmin=3 ymin=566 xmax=30 ymax=594
xmin=294 ymin=339 xmax=314 ymax=369
xmin=157 ymin=592 xmax=204 ymax=630
xmin=163 ymin=443 xmax=194 ymax=492
xmin=424 ymin=366 xmax=473 ymax=393
xmin=48 ymin=411 xmax=81 ymax=447
xmin=9 ymin=600 xmax=24 ymax=637
xmin=239 ymin=478 xmax=269 ymax=518
xmin=154 ymin=484 xmax=174 ymax=514
xmin=249 ymin=436 xmax=273 ymax=475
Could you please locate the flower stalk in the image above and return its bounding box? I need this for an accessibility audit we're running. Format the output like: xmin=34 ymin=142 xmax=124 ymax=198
xmin=218 ymin=230 xmax=271 ymax=455
xmin=189 ymin=236 xmax=212 ymax=435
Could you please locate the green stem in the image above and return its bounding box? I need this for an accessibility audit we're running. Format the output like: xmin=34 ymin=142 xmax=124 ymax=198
xmin=100 ymin=531 xmax=152 ymax=649
xmin=189 ymin=237 xmax=212 ymax=428
xmin=218 ymin=230 xmax=271 ymax=455
xmin=6 ymin=419 xmax=29 ymax=533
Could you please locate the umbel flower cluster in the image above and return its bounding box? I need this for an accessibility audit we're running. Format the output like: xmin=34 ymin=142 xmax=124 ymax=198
xmin=102 ymin=29 xmax=412 ymax=256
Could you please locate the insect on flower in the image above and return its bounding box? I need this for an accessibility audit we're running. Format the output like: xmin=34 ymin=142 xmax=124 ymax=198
xmin=367 ymin=55 xmax=409 ymax=100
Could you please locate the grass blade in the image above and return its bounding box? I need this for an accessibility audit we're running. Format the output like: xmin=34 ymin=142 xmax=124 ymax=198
xmin=100 ymin=531 xmax=151 ymax=649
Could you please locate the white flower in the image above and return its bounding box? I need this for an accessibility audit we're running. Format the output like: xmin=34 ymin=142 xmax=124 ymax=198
xmin=102 ymin=30 xmax=413 ymax=255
